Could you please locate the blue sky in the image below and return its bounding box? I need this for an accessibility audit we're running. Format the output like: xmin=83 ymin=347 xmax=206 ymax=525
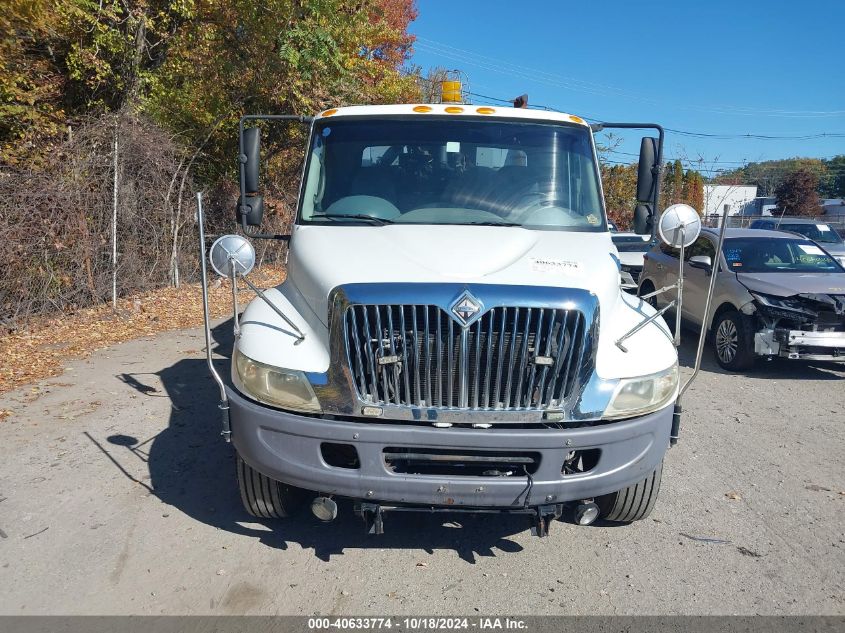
xmin=409 ymin=0 xmax=845 ymax=175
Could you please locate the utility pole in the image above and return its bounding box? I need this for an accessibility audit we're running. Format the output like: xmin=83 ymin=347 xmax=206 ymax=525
xmin=112 ymin=119 xmax=119 ymax=309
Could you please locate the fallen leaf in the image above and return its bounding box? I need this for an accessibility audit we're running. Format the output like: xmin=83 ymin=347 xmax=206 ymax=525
xmin=737 ymin=546 xmax=762 ymax=558
xmin=725 ymin=491 xmax=742 ymax=501
xmin=805 ymin=484 xmax=831 ymax=492
xmin=0 ymin=266 xmax=285 ymax=394
xmin=416 ymin=561 xmax=428 ymax=567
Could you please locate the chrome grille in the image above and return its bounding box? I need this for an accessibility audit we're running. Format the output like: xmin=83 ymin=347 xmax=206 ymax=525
xmin=343 ymin=304 xmax=590 ymax=410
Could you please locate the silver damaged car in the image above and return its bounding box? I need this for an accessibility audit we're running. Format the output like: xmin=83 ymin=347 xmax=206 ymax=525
xmin=638 ymin=228 xmax=845 ymax=370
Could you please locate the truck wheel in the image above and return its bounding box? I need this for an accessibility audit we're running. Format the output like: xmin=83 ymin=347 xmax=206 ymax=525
xmin=596 ymin=461 xmax=662 ymax=522
xmin=712 ymin=310 xmax=755 ymax=371
xmin=236 ymin=453 xmax=306 ymax=519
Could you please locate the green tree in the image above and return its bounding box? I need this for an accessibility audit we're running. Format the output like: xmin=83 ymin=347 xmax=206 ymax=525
xmin=671 ymin=159 xmax=684 ymax=204
xmin=143 ymin=0 xmax=420 ymax=185
xmin=819 ymin=155 xmax=845 ymax=198
xmin=715 ymin=158 xmax=827 ymax=197
xmin=0 ymin=0 xmax=193 ymax=165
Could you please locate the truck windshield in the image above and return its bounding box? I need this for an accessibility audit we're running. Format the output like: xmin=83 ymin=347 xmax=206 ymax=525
xmin=299 ymin=117 xmax=605 ymax=231
xmin=723 ymin=237 xmax=844 ymax=273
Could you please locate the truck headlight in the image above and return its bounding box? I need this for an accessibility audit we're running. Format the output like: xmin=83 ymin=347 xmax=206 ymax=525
xmin=604 ymin=363 xmax=678 ymax=420
xmin=234 ymin=349 xmax=322 ymax=413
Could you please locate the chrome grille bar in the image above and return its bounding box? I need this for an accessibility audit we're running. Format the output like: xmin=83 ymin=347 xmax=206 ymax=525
xmin=343 ymin=303 xmax=590 ymax=412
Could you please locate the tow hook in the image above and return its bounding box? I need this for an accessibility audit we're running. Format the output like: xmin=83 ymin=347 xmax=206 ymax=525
xmin=532 ymin=504 xmax=564 ymax=537
xmin=355 ymin=502 xmax=384 ymax=535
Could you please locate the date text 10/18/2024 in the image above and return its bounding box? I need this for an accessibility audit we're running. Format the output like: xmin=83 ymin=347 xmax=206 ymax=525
xmin=308 ymin=617 xmax=529 ymax=630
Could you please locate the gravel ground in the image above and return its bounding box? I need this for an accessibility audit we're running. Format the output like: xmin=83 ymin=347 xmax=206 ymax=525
xmin=0 ymin=319 xmax=843 ymax=615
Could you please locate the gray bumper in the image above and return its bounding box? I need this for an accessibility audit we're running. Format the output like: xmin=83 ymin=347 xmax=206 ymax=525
xmin=228 ymin=387 xmax=672 ymax=508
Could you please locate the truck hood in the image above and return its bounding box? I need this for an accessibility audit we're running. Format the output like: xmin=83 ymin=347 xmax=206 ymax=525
xmin=286 ymin=224 xmax=621 ymax=324
xmin=737 ymin=272 xmax=845 ymax=297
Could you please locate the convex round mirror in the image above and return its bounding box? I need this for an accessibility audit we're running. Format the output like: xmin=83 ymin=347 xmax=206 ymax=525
xmin=209 ymin=234 xmax=256 ymax=277
xmin=658 ymin=204 xmax=702 ymax=249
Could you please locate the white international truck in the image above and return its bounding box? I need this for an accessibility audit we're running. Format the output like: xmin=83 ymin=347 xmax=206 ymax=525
xmin=198 ymin=103 xmax=710 ymax=536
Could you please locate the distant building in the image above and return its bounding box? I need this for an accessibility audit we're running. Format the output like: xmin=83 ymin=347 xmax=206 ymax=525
xmin=821 ymin=199 xmax=845 ymax=215
xmin=703 ymin=185 xmax=758 ymax=218
xmin=743 ymin=196 xmax=778 ymax=216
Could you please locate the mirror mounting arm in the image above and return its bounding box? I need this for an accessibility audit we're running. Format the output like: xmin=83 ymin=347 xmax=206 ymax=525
xmin=237 ymin=273 xmax=306 ymax=344
xmin=240 ymin=215 xmax=291 ymax=242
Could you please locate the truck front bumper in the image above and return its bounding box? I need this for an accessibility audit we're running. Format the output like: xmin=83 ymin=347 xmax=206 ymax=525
xmin=227 ymin=387 xmax=672 ymax=508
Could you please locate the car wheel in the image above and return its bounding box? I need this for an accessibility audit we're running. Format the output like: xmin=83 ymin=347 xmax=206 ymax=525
xmin=712 ymin=310 xmax=755 ymax=371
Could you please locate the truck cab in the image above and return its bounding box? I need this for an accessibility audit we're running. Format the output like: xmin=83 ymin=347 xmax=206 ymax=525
xmin=217 ymin=104 xmax=681 ymax=534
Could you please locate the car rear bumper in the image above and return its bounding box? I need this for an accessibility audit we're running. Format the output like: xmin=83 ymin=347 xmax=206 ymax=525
xmin=228 ymin=387 xmax=672 ymax=508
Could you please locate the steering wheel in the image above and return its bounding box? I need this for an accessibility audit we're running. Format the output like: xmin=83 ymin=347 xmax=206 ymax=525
xmin=507 ymin=180 xmax=575 ymax=221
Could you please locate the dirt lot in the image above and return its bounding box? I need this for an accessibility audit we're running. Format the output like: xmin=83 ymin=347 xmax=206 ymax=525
xmin=0 ymin=320 xmax=843 ymax=615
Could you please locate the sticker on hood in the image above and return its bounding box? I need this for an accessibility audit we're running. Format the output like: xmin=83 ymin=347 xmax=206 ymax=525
xmin=531 ymin=258 xmax=582 ymax=276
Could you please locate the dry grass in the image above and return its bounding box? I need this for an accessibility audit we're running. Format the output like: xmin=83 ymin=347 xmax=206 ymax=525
xmin=0 ymin=265 xmax=286 ymax=397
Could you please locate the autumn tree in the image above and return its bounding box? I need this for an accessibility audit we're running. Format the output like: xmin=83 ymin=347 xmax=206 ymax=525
xmin=2 ymin=0 xmax=420 ymax=168
xmin=143 ymin=0 xmax=420 ymax=186
xmin=0 ymin=0 xmax=193 ymax=165
xmin=601 ymin=163 xmax=637 ymax=230
xmin=0 ymin=1 xmax=67 ymax=164
xmin=775 ymin=169 xmax=822 ymax=216
xmin=684 ymin=170 xmax=704 ymax=212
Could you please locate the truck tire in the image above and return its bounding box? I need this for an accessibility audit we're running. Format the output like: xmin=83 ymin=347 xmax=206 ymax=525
xmin=236 ymin=453 xmax=306 ymax=519
xmin=712 ymin=310 xmax=755 ymax=371
xmin=596 ymin=461 xmax=662 ymax=522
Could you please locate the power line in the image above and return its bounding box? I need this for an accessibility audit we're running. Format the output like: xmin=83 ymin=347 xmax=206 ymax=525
xmin=415 ymin=36 xmax=845 ymax=119
xmin=459 ymin=86 xmax=845 ymax=141
xmin=604 ymin=148 xmax=845 ymax=167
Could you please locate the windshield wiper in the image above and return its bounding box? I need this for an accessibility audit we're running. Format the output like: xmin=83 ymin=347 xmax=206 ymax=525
xmin=311 ymin=214 xmax=394 ymax=225
xmin=453 ymin=221 xmax=523 ymax=227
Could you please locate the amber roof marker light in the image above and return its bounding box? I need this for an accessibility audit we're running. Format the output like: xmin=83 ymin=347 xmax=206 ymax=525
xmin=412 ymin=105 xmax=433 ymax=113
